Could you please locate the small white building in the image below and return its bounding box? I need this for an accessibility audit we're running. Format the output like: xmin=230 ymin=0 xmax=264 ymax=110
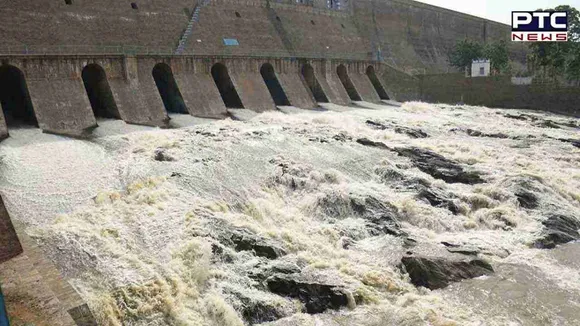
xmin=471 ymin=59 xmax=490 ymax=77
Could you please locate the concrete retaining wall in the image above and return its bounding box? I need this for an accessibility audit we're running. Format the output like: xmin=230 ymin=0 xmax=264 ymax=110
xmin=420 ymin=74 xmax=580 ymax=117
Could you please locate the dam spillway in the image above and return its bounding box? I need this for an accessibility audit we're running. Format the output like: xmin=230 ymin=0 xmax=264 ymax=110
xmin=0 ymin=0 xmax=580 ymax=325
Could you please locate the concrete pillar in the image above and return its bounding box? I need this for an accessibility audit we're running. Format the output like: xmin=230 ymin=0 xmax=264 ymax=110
xmin=0 ymin=110 xmax=8 ymax=141
xmin=172 ymin=59 xmax=228 ymax=118
xmin=110 ymin=56 xmax=169 ymax=127
xmin=350 ymin=71 xmax=381 ymax=102
xmin=231 ymin=70 xmax=277 ymax=112
xmin=0 ymin=195 xmax=22 ymax=264
xmin=325 ymin=62 xmax=351 ymax=105
xmin=28 ymin=78 xmax=97 ymax=137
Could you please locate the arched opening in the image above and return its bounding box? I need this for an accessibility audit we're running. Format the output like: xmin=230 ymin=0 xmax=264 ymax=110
xmin=235 ymin=11 xmax=241 ymax=18
xmin=65 ymin=0 xmax=72 ymax=5
xmin=301 ymin=64 xmax=328 ymax=103
xmin=131 ymin=2 xmax=138 ymax=9
xmin=82 ymin=64 xmax=121 ymax=119
xmin=211 ymin=63 xmax=243 ymax=108
xmin=152 ymin=63 xmax=188 ymax=114
xmin=260 ymin=63 xmax=290 ymax=106
xmin=0 ymin=65 xmax=37 ymax=127
xmin=366 ymin=65 xmax=390 ymax=100
xmin=336 ymin=64 xmax=361 ymax=101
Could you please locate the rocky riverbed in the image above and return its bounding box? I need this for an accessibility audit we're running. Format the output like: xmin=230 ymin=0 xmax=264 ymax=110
xmin=1 ymin=102 xmax=579 ymax=325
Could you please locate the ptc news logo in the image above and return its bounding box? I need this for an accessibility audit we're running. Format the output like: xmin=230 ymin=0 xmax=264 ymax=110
xmin=512 ymin=11 xmax=568 ymax=42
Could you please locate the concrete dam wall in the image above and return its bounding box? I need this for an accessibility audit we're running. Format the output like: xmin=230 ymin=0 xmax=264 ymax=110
xmin=0 ymin=55 xmax=408 ymax=138
xmin=0 ymin=0 xmax=524 ymax=73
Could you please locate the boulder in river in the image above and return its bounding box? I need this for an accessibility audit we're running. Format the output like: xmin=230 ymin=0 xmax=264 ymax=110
xmin=416 ymin=186 xmax=460 ymax=215
xmin=266 ymin=275 xmax=349 ymax=314
xmin=401 ymin=255 xmax=494 ymax=290
xmin=356 ymin=139 xmax=484 ymax=184
xmin=209 ymin=221 xmax=287 ymax=259
xmin=366 ymin=120 xmax=429 ymax=138
xmin=535 ymin=214 xmax=580 ymax=249
xmin=393 ymin=147 xmax=484 ymax=185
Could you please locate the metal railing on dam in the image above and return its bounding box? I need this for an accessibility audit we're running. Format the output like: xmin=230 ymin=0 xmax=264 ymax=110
xmin=0 ymin=45 xmax=377 ymax=61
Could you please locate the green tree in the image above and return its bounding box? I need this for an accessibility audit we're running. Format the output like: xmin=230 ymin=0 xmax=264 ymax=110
xmin=528 ymin=5 xmax=580 ymax=82
xmin=448 ymin=39 xmax=484 ymax=74
xmin=484 ymin=41 xmax=510 ymax=74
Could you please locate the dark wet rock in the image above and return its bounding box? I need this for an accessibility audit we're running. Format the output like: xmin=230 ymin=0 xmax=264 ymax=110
xmin=333 ymin=132 xmax=352 ymax=142
xmin=195 ymin=130 xmax=217 ymax=137
xmin=401 ymin=255 xmax=494 ymax=290
xmin=393 ymin=147 xmax=484 ymax=184
xmin=366 ymin=120 xmax=429 ymax=138
xmin=502 ymin=176 xmax=543 ymax=209
xmin=266 ymin=275 xmax=349 ymax=314
xmin=534 ymin=120 xmax=561 ymax=129
xmin=350 ymin=196 xmax=403 ymax=236
xmin=241 ymin=298 xmax=287 ymax=324
xmin=440 ymin=242 xmax=480 ymax=255
xmin=209 ymin=222 xmax=287 ymax=259
xmin=153 ymin=148 xmax=175 ymax=162
xmin=224 ymin=287 xmax=293 ymax=325
xmin=317 ymin=193 xmax=404 ymax=237
xmin=230 ymin=230 xmax=287 ymax=259
xmin=557 ymin=138 xmax=580 ymax=148
xmin=357 ymin=139 xmax=484 ymax=184
xmin=451 ymin=127 xmax=509 ymax=139
xmin=441 ymin=241 xmax=460 ymax=248
xmin=515 ymin=190 xmax=539 ymax=209
xmin=441 ymin=242 xmax=509 ymax=258
xmin=416 ymin=186 xmax=460 ymax=215
xmin=446 ymin=247 xmax=480 ymax=256
xmin=356 ymin=138 xmax=390 ymax=150
xmin=249 ymin=261 xmax=302 ymax=283
xmin=535 ymin=214 xmax=580 ymax=249
xmin=502 ymin=113 xmax=537 ymax=121
xmin=308 ymin=137 xmax=329 ymax=143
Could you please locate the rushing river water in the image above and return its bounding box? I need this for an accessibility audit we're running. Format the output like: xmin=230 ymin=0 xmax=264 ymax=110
xmin=1 ymin=102 xmax=579 ymax=326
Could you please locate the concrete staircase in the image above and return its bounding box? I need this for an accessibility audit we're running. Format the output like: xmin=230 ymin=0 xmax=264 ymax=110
xmin=175 ymin=0 xmax=210 ymax=55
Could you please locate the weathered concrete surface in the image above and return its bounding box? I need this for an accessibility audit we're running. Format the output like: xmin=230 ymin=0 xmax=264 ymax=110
xmin=0 ymin=55 xmax=417 ymax=140
xmin=277 ymin=72 xmax=318 ymax=109
xmin=0 ymin=192 xmax=97 ymax=325
xmin=326 ymin=62 xmax=352 ymax=105
xmin=420 ymin=74 xmax=580 ymax=117
xmin=185 ymin=1 xmax=290 ymax=57
xmin=339 ymin=62 xmax=381 ymax=102
xmin=0 ymin=196 xmax=21 ymax=264
xmin=105 ymin=56 xmax=169 ymax=127
xmin=130 ymin=57 xmax=174 ymax=126
xmin=28 ymin=78 xmax=97 ymax=137
xmin=231 ymin=71 xmax=277 ymax=112
xmin=0 ymin=222 xmax=97 ymax=325
xmin=302 ymin=60 xmax=341 ymax=104
xmin=0 ymin=110 xmax=8 ymax=141
xmin=1 ymin=0 xmax=526 ymax=75
xmin=350 ymin=72 xmax=380 ymax=102
xmin=1 ymin=254 xmax=77 ymax=326
xmin=166 ymin=58 xmax=228 ymax=119
xmin=378 ymin=64 xmax=421 ymax=102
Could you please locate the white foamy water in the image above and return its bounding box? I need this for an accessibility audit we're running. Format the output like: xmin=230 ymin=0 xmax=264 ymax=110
xmin=0 ymin=102 xmax=578 ymax=325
